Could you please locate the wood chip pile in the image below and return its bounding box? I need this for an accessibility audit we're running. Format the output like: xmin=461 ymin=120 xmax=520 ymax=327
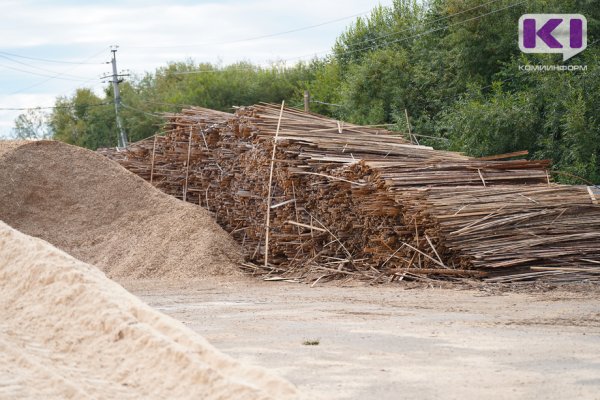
xmin=99 ymin=103 xmax=600 ymax=283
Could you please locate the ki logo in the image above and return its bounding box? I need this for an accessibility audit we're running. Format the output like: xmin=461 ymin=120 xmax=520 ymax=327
xmin=519 ymin=14 xmax=587 ymax=61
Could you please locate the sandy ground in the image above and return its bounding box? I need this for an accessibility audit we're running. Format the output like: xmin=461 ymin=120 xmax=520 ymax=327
xmin=124 ymin=278 xmax=600 ymax=400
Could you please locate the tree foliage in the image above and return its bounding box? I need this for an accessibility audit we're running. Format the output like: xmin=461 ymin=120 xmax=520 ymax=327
xmin=49 ymin=88 xmax=115 ymax=148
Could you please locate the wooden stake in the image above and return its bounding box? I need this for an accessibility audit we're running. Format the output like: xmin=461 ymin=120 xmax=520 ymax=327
xmin=205 ymin=188 xmax=210 ymax=211
xmin=182 ymin=126 xmax=193 ymax=202
xmin=303 ymin=91 xmax=310 ymax=112
xmin=291 ymin=182 xmax=302 ymax=237
xmin=150 ymin=134 xmax=157 ymax=184
xmin=264 ymin=100 xmax=285 ymax=267
xmin=404 ymin=109 xmax=419 ymax=145
xmin=414 ymin=219 xmax=421 ymax=268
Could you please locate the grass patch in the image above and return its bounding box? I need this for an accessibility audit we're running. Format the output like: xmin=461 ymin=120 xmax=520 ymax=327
xmin=302 ymin=339 xmax=320 ymax=346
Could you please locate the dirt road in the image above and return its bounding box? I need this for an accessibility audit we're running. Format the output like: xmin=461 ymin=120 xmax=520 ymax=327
xmin=124 ymin=279 xmax=600 ymax=400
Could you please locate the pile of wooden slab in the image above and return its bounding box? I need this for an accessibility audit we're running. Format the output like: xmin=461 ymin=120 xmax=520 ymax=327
xmin=100 ymin=103 xmax=600 ymax=283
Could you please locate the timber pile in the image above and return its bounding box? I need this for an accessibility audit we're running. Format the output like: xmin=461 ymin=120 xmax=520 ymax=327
xmin=100 ymin=103 xmax=600 ymax=283
xmin=392 ymin=185 xmax=600 ymax=282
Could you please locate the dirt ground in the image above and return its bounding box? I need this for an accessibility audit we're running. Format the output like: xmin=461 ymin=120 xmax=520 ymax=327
xmin=123 ymin=278 xmax=600 ymax=400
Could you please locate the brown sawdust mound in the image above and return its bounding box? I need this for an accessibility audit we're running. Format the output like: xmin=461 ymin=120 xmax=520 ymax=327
xmin=0 ymin=221 xmax=297 ymax=399
xmin=0 ymin=140 xmax=243 ymax=280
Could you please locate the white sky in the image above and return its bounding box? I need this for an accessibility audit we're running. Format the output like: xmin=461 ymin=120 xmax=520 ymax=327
xmin=0 ymin=0 xmax=388 ymax=137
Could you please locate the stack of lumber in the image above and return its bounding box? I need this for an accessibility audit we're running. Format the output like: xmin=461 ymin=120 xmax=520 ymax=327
xmin=100 ymin=103 xmax=600 ymax=283
xmin=392 ymin=185 xmax=600 ymax=282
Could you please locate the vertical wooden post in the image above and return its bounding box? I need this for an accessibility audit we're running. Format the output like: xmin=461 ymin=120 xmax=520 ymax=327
xmin=405 ymin=109 xmax=419 ymax=145
xmin=415 ymin=219 xmax=421 ymax=268
xmin=150 ymin=134 xmax=157 ymax=184
xmin=205 ymin=188 xmax=210 ymax=211
xmin=303 ymin=90 xmax=310 ymax=113
xmin=182 ymin=126 xmax=193 ymax=202
xmin=264 ymin=100 xmax=285 ymax=267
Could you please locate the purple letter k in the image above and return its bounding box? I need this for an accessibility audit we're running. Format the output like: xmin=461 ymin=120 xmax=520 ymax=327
xmin=523 ymin=18 xmax=563 ymax=48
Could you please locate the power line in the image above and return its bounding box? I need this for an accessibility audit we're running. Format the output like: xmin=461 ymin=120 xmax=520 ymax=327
xmin=0 ymin=53 xmax=93 ymax=80
xmin=137 ymin=99 xmax=193 ymax=108
xmin=7 ymin=47 xmax=108 ymax=96
xmin=332 ymin=0 xmax=529 ymax=59
xmin=208 ymin=9 xmax=387 ymax=46
xmin=121 ymin=102 xmax=165 ymax=118
xmin=0 ymin=102 xmax=112 ymax=111
xmin=0 ymin=62 xmax=91 ymax=82
xmin=0 ymin=50 xmax=106 ymax=65
xmin=441 ymin=38 xmax=600 ymax=103
xmin=242 ymin=0 xmax=528 ymax=67
xmin=587 ymin=38 xmax=600 ymax=48
xmin=339 ymin=0 xmax=506 ymax=52
xmin=126 ymin=6 xmax=392 ymax=49
xmin=171 ymin=66 xmax=265 ymax=75
xmin=310 ymin=99 xmax=343 ymax=107
xmin=249 ymin=0 xmax=527 ymax=64
xmin=170 ymin=64 xmax=297 ymax=75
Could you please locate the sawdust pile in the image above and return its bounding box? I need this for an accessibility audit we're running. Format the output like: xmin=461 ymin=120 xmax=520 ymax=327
xmin=0 ymin=140 xmax=242 ymax=279
xmin=0 ymin=221 xmax=297 ymax=399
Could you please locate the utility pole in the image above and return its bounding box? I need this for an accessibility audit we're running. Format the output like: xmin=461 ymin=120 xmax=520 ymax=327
xmin=109 ymin=46 xmax=128 ymax=148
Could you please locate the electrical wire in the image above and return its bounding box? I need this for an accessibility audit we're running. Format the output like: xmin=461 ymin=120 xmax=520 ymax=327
xmin=0 ymin=102 xmax=111 ymax=111
xmin=0 ymin=50 xmax=106 ymax=65
xmin=440 ymin=38 xmax=600 ymax=103
xmin=7 ymin=47 xmax=108 ymax=95
xmin=310 ymin=99 xmax=343 ymax=107
xmin=126 ymin=5 xmax=393 ymax=49
xmin=170 ymin=66 xmax=266 ymax=75
xmin=330 ymin=0 xmax=529 ymax=59
xmin=121 ymin=102 xmax=165 ymax=118
xmin=249 ymin=0 xmax=527 ymax=64
xmin=339 ymin=0 xmax=506 ymax=52
xmin=137 ymin=99 xmax=196 ymax=108
xmin=0 ymin=62 xmax=91 ymax=82
xmin=0 ymin=53 xmax=93 ymax=80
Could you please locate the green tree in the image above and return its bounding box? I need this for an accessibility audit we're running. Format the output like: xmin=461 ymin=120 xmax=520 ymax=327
xmin=439 ymin=82 xmax=540 ymax=156
xmin=50 ymin=88 xmax=115 ymax=149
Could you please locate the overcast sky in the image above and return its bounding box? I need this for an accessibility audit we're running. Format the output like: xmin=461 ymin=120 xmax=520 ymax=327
xmin=0 ymin=0 xmax=388 ymax=137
